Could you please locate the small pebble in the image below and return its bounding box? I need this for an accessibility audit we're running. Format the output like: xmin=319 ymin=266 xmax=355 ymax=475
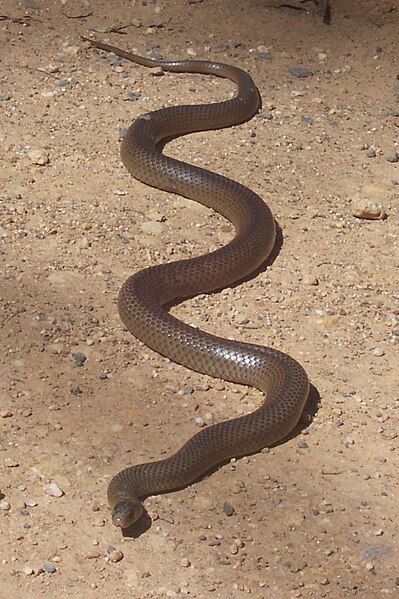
xmin=86 ymin=549 xmax=102 ymax=559
xmin=372 ymin=347 xmax=385 ymax=357
xmin=125 ymin=91 xmax=141 ymax=101
xmin=352 ymin=198 xmax=387 ymax=220
xmin=25 ymin=499 xmax=37 ymax=507
xmin=366 ymin=147 xmax=376 ymax=158
xmin=223 ymin=501 xmax=235 ymax=516
xmin=257 ymin=45 xmax=272 ymax=60
xmin=22 ymin=566 xmax=34 ymax=575
xmin=45 ymin=482 xmax=64 ymax=497
xmin=108 ymin=549 xmax=124 ymax=563
xmin=387 ymin=152 xmax=399 ymax=163
xmin=0 ymin=500 xmax=11 ymax=511
xmin=28 ymin=148 xmax=49 ymax=166
xmin=43 ymin=563 xmax=57 ymax=573
xmin=289 ymin=67 xmax=313 ymax=79
xmin=72 ymin=352 xmax=87 ymax=367
xmin=180 ymin=558 xmax=191 ymax=567
xmin=0 ymin=410 xmax=13 ymax=418
xmin=149 ymin=67 xmax=164 ymax=77
xmin=194 ymin=416 xmax=205 ymax=427
xmin=298 ymin=440 xmax=309 ymax=449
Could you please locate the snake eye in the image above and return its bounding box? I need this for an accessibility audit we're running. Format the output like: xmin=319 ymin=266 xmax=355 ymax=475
xmin=112 ymin=500 xmax=144 ymax=528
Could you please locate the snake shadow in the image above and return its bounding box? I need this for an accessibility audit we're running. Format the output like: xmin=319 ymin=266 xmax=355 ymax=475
xmin=120 ymin=223 xmax=321 ymax=538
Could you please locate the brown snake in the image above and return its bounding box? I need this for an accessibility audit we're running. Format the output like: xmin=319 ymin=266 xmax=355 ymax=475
xmin=83 ymin=38 xmax=310 ymax=528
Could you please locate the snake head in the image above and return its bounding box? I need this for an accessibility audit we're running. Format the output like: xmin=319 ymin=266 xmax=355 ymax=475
xmin=111 ymin=500 xmax=144 ymax=528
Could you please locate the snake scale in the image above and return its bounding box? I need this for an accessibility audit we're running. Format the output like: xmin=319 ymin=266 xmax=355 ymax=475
xmin=83 ymin=37 xmax=309 ymax=528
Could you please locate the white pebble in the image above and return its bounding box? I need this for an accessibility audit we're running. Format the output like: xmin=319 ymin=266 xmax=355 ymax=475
xmin=372 ymin=347 xmax=385 ymax=357
xmin=180 ymin=558 xmax=191 ymax=567
xmin=45 ymin=482 xmax=64 ymax=497
xmin=352 ymin=198 xmax=386 ymax=220
xmin=0 ymin=500 xmax=10 ymax=510
xmin=28 ymin=148 xmax=49 ymax=166
xmin=194 ymin=416 xmax=205 ymax=427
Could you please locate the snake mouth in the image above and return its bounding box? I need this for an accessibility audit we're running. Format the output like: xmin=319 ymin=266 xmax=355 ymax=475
xmin=112 ymin=500 xmax=144 ymax=528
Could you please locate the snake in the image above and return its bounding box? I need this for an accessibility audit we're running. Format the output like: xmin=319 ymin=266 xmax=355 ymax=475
xmin=82 ymin=37 xmax=310 ymax=528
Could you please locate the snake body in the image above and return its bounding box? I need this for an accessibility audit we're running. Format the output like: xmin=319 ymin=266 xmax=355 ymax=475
xmin=83 ymin=38 xmax=309 ymax=528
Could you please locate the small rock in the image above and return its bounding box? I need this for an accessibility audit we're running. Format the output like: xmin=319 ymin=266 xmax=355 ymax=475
xmin=0 ymin=500 xmax=11 ymax=511
xmin=194 ymin=416 xmax=205 ymax=427
xmin=367 ymin=147 xmax=376 ymax=158
xmin=85 ymin=549 xmax=102 ymax=559
xmin=45 ymin=482 xmax=64 ymax=497
xmin=28 ymin=149 xmax=49 ymax=166
xmin=40 ymin=64 xmax=59 ymax=74
xmin=257 ymin=45 xmax=272 ymax=60
xmin=22 ymin=566 xmax=34 ymax=575
xmin=149 ymin=67 xmax=164 ymax=77
xmin=352 ymin=198 xmax=387 ymax=220
xmin=223 ymin=501 xmax=235 ymax=516
xmin=180 ymin=558 xmax=191 ymax=567
xmin=289 ymin=67 xmax=313 ymax=79
xmin=125 ymin=91 xmax=141 ymax=101
xmin=108 ymin=549 xmax=124 ymax=563
xmin=43 ymin=563 xmax=57 ymax=573
xmin=0 ymin=410 xmax=13 ymax=418
xmin=372 ymin=347 xmax=385 ymax=357
xmin=72 ymin=352 xmax=87 ymax=367
xmin=232 ymin=480 xmax=246 ymax=494
xmin=298 ymin=440 xmax=309 ymax=449
xmin=0 ymin=93 xmax=11 ymax=101
xmin=25 ymin=499 xmax=37 ymax=507
xmin=387 ymin=152 xmax=399 ymax=163
xmin=365 ymin=562 xmax=374 ymax=572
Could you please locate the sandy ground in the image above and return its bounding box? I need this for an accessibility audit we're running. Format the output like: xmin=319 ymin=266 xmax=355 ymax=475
xmin=1 ymin=0 xmax=398 ymax=597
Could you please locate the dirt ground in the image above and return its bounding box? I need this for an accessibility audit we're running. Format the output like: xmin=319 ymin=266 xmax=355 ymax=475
xmin=1 ymin=0 xmax=398 ymax=597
